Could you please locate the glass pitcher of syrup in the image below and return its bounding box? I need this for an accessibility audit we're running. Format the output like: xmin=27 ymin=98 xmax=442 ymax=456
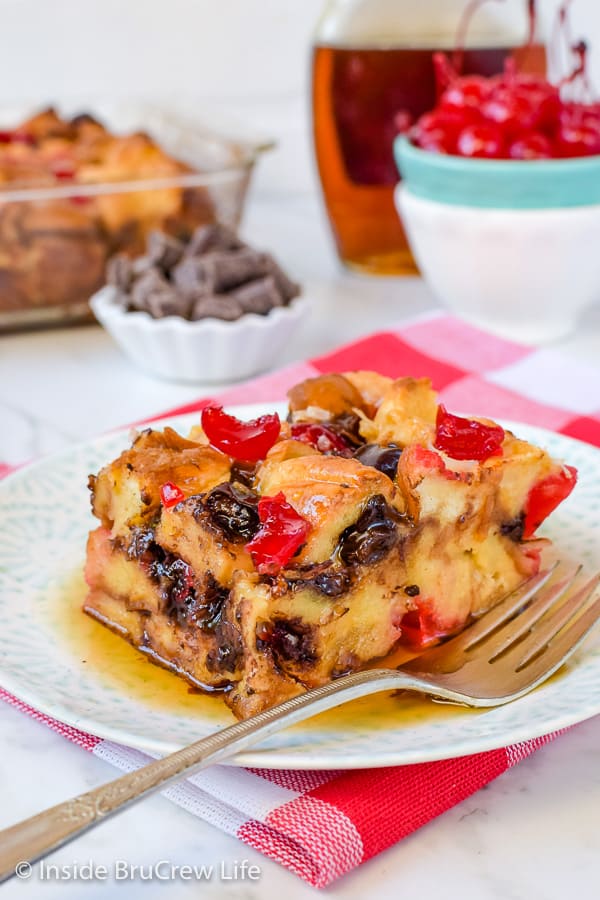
xmin=312 ymin=0 xmax=545 ymax=275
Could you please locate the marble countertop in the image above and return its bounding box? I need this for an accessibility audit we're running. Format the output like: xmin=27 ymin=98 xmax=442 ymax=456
xmin=1 ymin=194 xmax=599 ymax=899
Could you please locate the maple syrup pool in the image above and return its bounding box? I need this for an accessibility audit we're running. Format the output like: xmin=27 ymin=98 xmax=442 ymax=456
xmin=54 ymin=568 xmax=481 ymax=737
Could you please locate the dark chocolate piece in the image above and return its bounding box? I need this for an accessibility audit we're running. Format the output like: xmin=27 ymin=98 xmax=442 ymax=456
xmin=500 ymin=514 xmax=525 ymax=542
xmin=206 ymin=620 xmax=244 ymax=673
xmin=262 ymin=253 xmax=301 ymax=304
xmin=106 ymin=254 xmax=133 ymax=292
xmin=204 ymin=482 xmax=260 ymax=541
xmin=200 ymin=249 xmax=269 ymax=292
xmin=255 ymin=617 xmax=317 ymax=666
xmin=354 ymin=443 xmax=403 ymax=481
xmin=107 ymin=224 xmax=300 ymax=323
xmin=145 ymin=290 xmax=191 ymax=320
xmin=172 ymin=256 xmax=214 ymax=297
xmin=190 ymin=295 xmax=245 ymax=321
xmin=129 ymin=269 xmax=172 ymax=310
xmin=230 ymin=275 xmax=283 ymax=315
xmin=146 ymin=230 xmax=184 ymax=270
xmin=329 ymin=412 xmax=364 ymax=447
xmin=185 ymin=223 xmax=245 ymax=257
xmin=131 ymin=255 xmax=154 ymax=277
xmin=338 ymin=494 xmax=401 ymax=566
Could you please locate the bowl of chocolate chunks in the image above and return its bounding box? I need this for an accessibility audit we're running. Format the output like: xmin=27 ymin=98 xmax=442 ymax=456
xmin=91 ymin=224 xmax=307 ymax=383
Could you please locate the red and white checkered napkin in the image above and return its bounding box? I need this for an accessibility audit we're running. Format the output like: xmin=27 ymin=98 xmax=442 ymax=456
xmin=2 ymin=312 xmax=600 ymax=887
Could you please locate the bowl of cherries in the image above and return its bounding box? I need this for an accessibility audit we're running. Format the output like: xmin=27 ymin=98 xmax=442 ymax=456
xmin=394 ymin=53 xmax=600 ymax=344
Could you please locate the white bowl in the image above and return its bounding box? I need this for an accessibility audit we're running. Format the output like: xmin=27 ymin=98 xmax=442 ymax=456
xmin=91 ymin=286 xmax=308 ymax=383
xmin=396 ymin=186 xmax=600 ymax=344
xmin=394 ymin=136 xmax=600 ymax=344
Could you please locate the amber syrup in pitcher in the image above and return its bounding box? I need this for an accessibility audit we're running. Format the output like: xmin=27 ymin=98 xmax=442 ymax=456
xmin=312 ymin=41 xmax=545 ymax=275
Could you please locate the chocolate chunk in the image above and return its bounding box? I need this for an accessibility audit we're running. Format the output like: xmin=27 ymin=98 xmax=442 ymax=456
xmin=283 ymin=560 xmax=352 ymax=597
xmin=205 ymin=482 xmax=260 ymax=541
xmin=256 ymin=617 xmax=316 ymax=665
xmin=338 ymin=494 xmax=401 ymax=566
xmin=131 ymin=255 xmax=154 ymax=277
xmin=500 ymin=514 xmax=525 ymax=542
xmin=329 ymin=412 xmax=364 ymax=447
xmin=127 ymin=262 xmax=190 ymax=317
xmin=308 ymin=570 xmax=351 ymax=597
xmin=201 ymin=249 xmax=269 ymax=292
xmin=190 ymin=295 xmax=245 ymax=321
xmin=145 ymin=290 xmax=192 ymax=320
xmin=146 ymin=230 xmax=184 ymax=271
xmin=185 ymin=223 xmax=245 ymax=257
xmin=229 ymin=460 xmax=258 ymax=489
xmin=354 ymin=444 xmax=402 ymax=481
xmin=127 ymin=527 xmax=158 ymax=564
xmin=150 ymin=553 xmax=197 ymax=623
xmin=194 ymin=573 xmax=229 ymax=631
xmin=106 ymin=253 xmax=133 ymax=292
xmin=206 ymin=620 xmax=243 ymax=674
xmin=108 ymin=225 xmax=301 ymax=323
xmin=130 ymin=269 xmax=172 ymax=310
xmin=172 ymin=256 xmax=215 ymax=297
xmin=230 ymin=275 xmax=283 ymax=315
xmin=261 ymin=254 xmax=301 ymax=304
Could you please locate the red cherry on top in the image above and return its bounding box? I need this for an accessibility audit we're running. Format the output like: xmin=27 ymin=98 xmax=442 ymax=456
xmin=411 ymin=108 xmax=471 ymax=155
xmin=201 ymin=405 xmax=281 ymax=462
xmin=556 ymin=106 xmax=600 ymax=157
xmin=408 ymin=61 xmax=600 ymax=160
xmin=481 ymin=87 xmax=539 ymax=135
xmin=441 ymin=75 xmax=492 ymax=112
xmin=245 ymin=492 xmax=311 ymax=574
xmin=522 ymin=465 xmax=577 ymax=538
xmin=290 ymin=423 xmax=350 ymax=454
xmin=160 ymin=481 xmax=185 ymax=509
xmin=509 ymin=132 xmax=553 ymax=159
xmin=434 ymin=405 xmax=505 ymax=461
xmin=456 ymin=123 xmax=504 ymax=159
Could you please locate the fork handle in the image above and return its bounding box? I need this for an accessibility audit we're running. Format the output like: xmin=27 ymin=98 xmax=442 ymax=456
xmin=0 ymin=668 xmax=440 ymax=882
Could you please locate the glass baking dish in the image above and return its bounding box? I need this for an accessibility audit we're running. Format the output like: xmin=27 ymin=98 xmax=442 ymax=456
xmin=0 ymin=103 xmax=272 ymax=332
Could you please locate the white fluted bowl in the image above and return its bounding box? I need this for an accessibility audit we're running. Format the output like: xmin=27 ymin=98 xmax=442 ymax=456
xmin=91 ymin=286 xmax=308 ymax=383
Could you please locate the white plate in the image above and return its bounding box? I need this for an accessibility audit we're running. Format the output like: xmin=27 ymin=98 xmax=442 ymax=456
xmin=0 ymin=405 xmax=599 ymax=769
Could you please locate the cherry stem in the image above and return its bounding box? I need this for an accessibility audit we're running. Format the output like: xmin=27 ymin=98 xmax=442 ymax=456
xmin=433 ymin=51 xmax=458 ymax=97
xmin=550 ymin=0 xmax=574 ymax=85
xmin=452 ymin=0 xmax=505 ymax=74
xmin=516 ymin=0 xmax=538 ymax=72
xmin=526 ymin=0 xmax=537 ymax=48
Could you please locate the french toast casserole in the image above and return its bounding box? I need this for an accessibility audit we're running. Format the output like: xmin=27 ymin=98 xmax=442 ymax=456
xmin=85 ymin=371 xmax=577 ymax=719
xmin=0 ymin=107 xmax=216 ymax=323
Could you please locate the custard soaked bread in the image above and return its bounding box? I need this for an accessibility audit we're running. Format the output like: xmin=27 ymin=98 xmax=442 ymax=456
xmin=85 ymin=372 xmax=577 ymax=719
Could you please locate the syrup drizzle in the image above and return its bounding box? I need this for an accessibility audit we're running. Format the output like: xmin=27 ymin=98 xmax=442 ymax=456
xmin=54 ymin=570 xmax=467 ymax=736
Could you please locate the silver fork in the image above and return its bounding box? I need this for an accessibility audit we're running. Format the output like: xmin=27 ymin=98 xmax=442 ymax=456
xmin=1 ymin=561 xmax=598 ymax=883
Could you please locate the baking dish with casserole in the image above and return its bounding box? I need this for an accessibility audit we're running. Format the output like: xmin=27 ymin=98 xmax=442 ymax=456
xmin=0 ymin=103 xmax=271 ymax=332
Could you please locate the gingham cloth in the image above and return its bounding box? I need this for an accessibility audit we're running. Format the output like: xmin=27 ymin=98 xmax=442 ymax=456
xmin=2 ymin=312 xmax=599 ymax=888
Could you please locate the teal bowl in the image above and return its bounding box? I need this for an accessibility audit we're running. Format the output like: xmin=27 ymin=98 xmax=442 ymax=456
xmin=394 ymin=135 xmax=600 ymax=210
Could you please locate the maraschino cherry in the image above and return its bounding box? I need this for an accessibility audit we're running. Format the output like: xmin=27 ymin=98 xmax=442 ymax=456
xmin=405 ymin=1 xmax=600 ymax=161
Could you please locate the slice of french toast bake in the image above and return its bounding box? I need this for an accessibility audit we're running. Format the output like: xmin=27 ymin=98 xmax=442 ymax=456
xmin=85 ymin=372 xmax=577 ymax=719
